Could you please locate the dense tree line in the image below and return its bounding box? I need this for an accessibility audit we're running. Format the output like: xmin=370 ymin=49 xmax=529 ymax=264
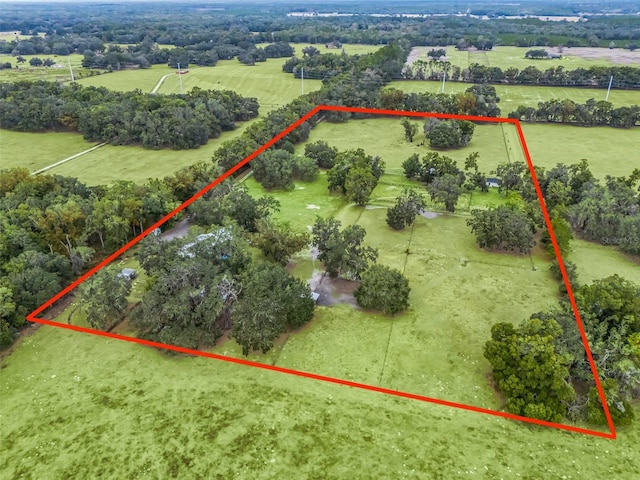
xmin=402 ymin=62 xmax=640 ymax=90
xmin=0 ymin=81 xmax=259 ymax=149
xmin=509 ymin=98 xmax=640 ymax=128
xmin=485 ymin=272 xmax=639 ymax=426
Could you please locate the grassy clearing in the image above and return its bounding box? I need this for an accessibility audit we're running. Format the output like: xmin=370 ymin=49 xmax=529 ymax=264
xmin=0 ymin=53 xmax=88 ymax=83
xmin=76 ymin=65 xmax=171 ymax=93
xmin=386 ymin=80 xmax=640 ymax=108
xmin=0 ymin=130 xmax=98 ymax=172
xmin=3 ymin=115 xmax=640 ymax=478
xmin=154 ymin=59 xmax=322 ymax=112
xmin=410 ymin=45 xmax=638 ymax=71
xmin=520 ymin=124 xmax=640 ymax=179
xmin=2 ymin=325 xmax=638 ymax=478
xmin=43 ymin=120 xmax=253 ymax=185
xmin=570 ymin=240 xmax=640 ymax=285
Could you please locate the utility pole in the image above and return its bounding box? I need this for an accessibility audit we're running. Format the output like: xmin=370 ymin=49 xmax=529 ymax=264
xmin=605 ymin=75 xmax=613 ymax=101
xmin=301 ymin=67 xmax=304 ymax=95
xmin=441 ymin=70 xmax=446 ymax=93
xmin=177 ymin=62 xmax=183 ymax=95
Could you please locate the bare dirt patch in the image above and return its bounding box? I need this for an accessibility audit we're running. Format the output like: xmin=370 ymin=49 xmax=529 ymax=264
xmin=307 ymin=269 xmax=359 ymax=307
xmin=550 ymin=47 xmax=640 ymax=65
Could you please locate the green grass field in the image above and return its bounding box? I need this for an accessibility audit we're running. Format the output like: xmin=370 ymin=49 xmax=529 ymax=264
xmin=2 ymin=114 xmax=640 ymax=478
xmin=43 ymin=120 xmax=254 ymax=185
xmin=3 ymin=323 xmax=638 ymax=479
xmin=410 ymin=45 xmax=640 ymax=70
xmin=0 ymin=53 xmax=88 ymax=83
xmin=153 ymin=59 xmax=322 ymax=111
xmin=386 ymin=80 xmax=640 ymax=108
xmin=256 ymin=42 xmax=383 ymax=57
xmin=0 ymin=130 xmax=99 ymax=172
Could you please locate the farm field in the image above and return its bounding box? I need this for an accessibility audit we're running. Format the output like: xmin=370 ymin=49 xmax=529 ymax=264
xmin=2 ymin=323 xmax=638 ymax=479
xmin=76 ymin=65 xmax=172 ymax=93
xmin=43 ymin=120 xmax=254 ymax=185
xmin=256 ymin=42 xmax=383 ymax=56
xmin=47 ymin=117 xmax=583 ymax=416
xmin=0 ymin=130 xmax=99 ymax=172
xmin=0 ymin=53 xmax=87 ymax=82
xmin=408 ymin=45 xmax=640 ymax=70
xmin=386 ymin=80 xmax=640 ymax=108
xmin=77 ymin=59 xmax=323 ymax=111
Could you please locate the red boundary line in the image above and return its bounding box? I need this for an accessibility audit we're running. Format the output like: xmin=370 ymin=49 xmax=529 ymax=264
xmin=27 ymin=106 xmax=616 ymax=440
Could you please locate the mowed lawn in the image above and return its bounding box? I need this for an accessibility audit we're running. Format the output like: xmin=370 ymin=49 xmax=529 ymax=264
xmin=154 ymin=59 xmax=322 ymax=112
xmin=386 ymin=80 xmax=640 ymax=108
xmin=43 ymin=119 xmax=255 ymax=185
xmin=0 ymin=129 xmax=99 ymax=172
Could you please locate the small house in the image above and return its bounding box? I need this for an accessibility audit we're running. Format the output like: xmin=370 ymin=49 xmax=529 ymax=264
xmin=486 ymin=177 xmax=502 ymax=188
xmin=311 ymin=292 xmax=320 ymax=303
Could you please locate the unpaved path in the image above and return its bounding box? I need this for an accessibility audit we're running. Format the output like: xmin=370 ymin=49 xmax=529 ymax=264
xmin=151 ymin=73 xmax=173 ymax=94
xmin=160 ymin=218 xmax=190 ymax=241
xmin=32 ymin=143 xmax=107 ymax=175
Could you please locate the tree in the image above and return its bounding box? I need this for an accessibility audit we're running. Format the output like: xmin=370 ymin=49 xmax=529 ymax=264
xmin=402 ymin=153 xmax=422 ymax=179
xmin=255 ymin=219 xmax=310 ymax=266
xmin=327 ymin=148 xmax=385 ymax=200
xmin=484 ymin=318 xmax=576 ymax=422
xmin=467 ymin=205 xmax=536 ymax=254
xmin=302 ymin=46 xmax=320 ymax=57
xmin=426 ymin=173 xmax=464 ymax=212
xmin=77 ymin=265 xmax=131 ymax=331
xmin=496 ymin=161 xmax=528 ymax=195
xmin=312 ymin=217 xmax=378 ymax=280
xmin=541 ymin=209 xmax=573 ymax=257
xmin=345 ymin=166 xmax=376 ymax=206
xmin=232 ymin=261 xmax=314 ymax=355
xmin=525 ymin=49 xmax=549 ymax=59
xmin=424 ymin=119 xmax=475 ymax=149
xmin=29 ymin=57 xmax=43 ymax=66
xmin=401 ymin=118 xmax=419 ymax=142
xmin=354 ymin=265 xmax=410 ymax=315
xmin=304 ymin=140 xmax=338 ymax=169
xmin=386 ymin=188 xmax=427 ymax=230
xmin=223 ymin=186 xmax=280 ymax=232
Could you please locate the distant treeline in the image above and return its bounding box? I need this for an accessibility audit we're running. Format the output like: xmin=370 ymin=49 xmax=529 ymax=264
xmin=0 ymin=82 xmax=259 ymax=149
xmin=2 ymin=3 xmax=640 ymax=50
xmin=401 ymin=63 xmax=640 ymax=90
xmin=509 ymin=99 xmax=640 ymax=127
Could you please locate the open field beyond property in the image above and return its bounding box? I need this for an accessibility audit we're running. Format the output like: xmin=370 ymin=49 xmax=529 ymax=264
xmin=407 ymin=45 xmax=640 ymax=71
xmin=2 ymin=322 xmax=638 ymax=479
xmin=386 ymin=80 xmax=640 ymax=108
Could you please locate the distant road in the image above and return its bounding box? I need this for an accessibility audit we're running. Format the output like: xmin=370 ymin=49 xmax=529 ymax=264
xmin=151 ymin=73 xmax=173 ymax=94
xmin=32 ymin=143 xmax=107 ymax=175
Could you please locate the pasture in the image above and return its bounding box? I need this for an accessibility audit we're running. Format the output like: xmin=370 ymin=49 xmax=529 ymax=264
xmin=2 ymin=104 xmax=640 ymax=479
xmin=2 ymin=324 xmax=639 ymax=478
xmin=0 ymin=53 xmax=87 ymax=83
xmin=408 ymin=45 xmax=640 ymax=71
xmin=386 ymin=80 xmax=640 ymax=108
xmin=0 ymin=130 xmax=98 ymax=172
